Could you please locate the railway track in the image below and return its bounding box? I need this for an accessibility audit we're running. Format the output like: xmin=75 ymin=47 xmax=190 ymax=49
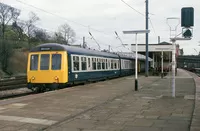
xmin=0 ymin=76 xmax=34 ymax=99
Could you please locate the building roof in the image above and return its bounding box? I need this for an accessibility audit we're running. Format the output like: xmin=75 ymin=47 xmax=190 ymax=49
xmin=131 ymin=41 xmax=172 ymax=45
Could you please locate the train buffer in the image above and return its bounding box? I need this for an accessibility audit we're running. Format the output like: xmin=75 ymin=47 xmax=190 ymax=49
xmin=0 ymin=69 xmax=198 ymax=131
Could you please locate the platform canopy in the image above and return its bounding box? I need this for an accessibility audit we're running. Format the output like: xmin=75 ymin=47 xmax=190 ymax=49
xmin=131 ymin=42 xmax=173 ymax=52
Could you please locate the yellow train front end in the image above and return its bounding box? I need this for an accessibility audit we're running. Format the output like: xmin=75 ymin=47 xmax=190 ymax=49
xmin=27 ymin=51 xmax=68 ymax=92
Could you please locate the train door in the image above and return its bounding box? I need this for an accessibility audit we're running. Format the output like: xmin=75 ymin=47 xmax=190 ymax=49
xmin=68 ymin=54 xmax=73 ymax=83
xmin=87 ymin=57 xmax=92 ymax=78
xmin=119 ymin=57 xmax=122 ymax=76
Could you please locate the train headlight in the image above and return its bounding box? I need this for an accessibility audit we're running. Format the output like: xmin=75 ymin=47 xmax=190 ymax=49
xmin=31 ymin=76 xmax=35 ymax=80
xmin=54 ymin=76 xmax=59 ymax=80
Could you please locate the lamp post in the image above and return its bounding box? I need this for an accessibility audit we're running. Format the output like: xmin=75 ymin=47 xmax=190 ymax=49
xmin=123 ymin=30 xmax=150 ymax=91
xmin=170 ymin=37 xmax=191 ymax=97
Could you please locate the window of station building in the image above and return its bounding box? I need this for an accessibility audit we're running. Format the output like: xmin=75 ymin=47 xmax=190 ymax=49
xmin=73 ymin=56 xmax=80 ymax=71
xmin=40 ymin=54 xmax=50 ymax=70
xmin=81 ymin=57 xmax=87 ymax=70
xmin=30 ymin=54 xmax=38 ymax=70
xmin=102 ymin=59 xmax=105 ymax=70
xmin=92 ymin=58 xmax=97 ymax=70
xmin=52 ymin=54 xmax=61 ymax=70
xmin=97 ymin=58 xmax=101 ymax=70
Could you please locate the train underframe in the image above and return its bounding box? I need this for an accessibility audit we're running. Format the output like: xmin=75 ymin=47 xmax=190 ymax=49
xmin=27 ymin=83 xmax=64 ymax=93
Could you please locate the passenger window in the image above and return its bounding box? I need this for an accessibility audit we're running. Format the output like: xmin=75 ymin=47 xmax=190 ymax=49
xmin=114 ymin=60 xmax=117 ymax=69
xmin=88 ymin=58 xmax=91 ymax=69
xmin=73 ymin=56 xmax=79 ymax=71
xmin=81 ymin=57 xmax=87 ymax=70
xmin=102 ymin=59 xmax=105 ymax=70
xmin=97 ymin=58 xmax=101 ymax=70
xmin=108 ymin=59 xmax=111 ymax=69
xmin=118 ymin=60 xmax=120 ymax=69
xmin=52 ymin=54 xmax=61 ymax=70
xmin=92 ymin=58 xmax=97 ymax=70
xmin=40 ymin=54 xmax=50 ymax=70
xmin=30 ymin=54 xmax=38 ymax=70
xmin=105 ymin=59 xmax=108 ymax=69
xmin=111 ymin=60 xmax=114 ymax=69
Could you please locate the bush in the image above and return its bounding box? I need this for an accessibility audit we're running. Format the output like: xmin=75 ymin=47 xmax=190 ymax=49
xmin=0 ymin=40 xmax=14 ymax=75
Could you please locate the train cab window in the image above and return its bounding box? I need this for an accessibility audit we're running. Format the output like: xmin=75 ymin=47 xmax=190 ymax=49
xmin=97 ymin=58 xmax=101 ymax=70
xmin=81 ymin=57 xmax=87 ymax=70
xmin=40 ymin=54 xmax=50 ymax=70
xmin=30 ymin=54 xmax=38 ymax=70
xmin=92 ymin=58 xmax=97 ymax=70
xmin=73 ymin=56 xmax=80 ymax=71
xmin=52 ymin=54 xmax=61 ymax=70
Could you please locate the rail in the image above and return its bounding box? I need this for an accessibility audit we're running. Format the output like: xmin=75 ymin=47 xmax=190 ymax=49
xmin=0 ymin=76 xmax=27 ymax=91
xmin=0 ymin=76 xmax=33 ymax=100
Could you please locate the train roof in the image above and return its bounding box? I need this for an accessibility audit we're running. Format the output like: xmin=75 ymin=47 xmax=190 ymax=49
xmin=30 ymin=43 xmax=119 ymax=58
xmin=30 ymin=43 xmax=148 ymax=60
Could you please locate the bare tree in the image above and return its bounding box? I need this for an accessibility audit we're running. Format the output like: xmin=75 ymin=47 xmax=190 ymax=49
xmin=0 ymin=3 xmax=20 ymax=73
xmin=12 ymin=21 xmax=26 ymax=41
xmin=54 ymin=32 xmax=64 ymax=43
xmin=32 ymin=28 xmax=49 ymax=42
xmin=0 ymin=3 xmax=20 ymax=39
xmin=57 ymin=23 xmax=76 ymax=45
xmin=24 ymin=12 xmax=40 ymax=49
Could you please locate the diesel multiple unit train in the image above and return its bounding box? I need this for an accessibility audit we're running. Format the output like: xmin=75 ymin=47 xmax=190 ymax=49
xmin=27 ymin=43 xmax=146 ymax=92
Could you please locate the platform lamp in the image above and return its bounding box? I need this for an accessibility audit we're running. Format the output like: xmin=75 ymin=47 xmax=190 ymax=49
xmin=123 ymin=30 xmax=150 ymax=91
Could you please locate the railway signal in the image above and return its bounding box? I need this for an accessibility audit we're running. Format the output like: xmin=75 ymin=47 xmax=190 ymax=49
xmin=181 ymin=7 xmax=194 ymax=38
xmin=166 ymin=7 xmax=194 ymax=97
xmin=181 ymin=7 xmax=194 ymax=27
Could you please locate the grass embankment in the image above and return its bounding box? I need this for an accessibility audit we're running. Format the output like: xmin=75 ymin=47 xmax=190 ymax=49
xmin=0 ymin=49 xmax=28 ymax=78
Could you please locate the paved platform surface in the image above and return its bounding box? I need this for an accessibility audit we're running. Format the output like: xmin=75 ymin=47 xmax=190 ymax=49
xmin=187 ymin=71 xmax=200 ymax=131
xmin=0 ymin=69 xmax=197 ymax=131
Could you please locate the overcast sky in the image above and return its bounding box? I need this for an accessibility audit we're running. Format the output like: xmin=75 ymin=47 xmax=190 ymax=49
xmin=1 ymin=0 xmax=200 ymax=55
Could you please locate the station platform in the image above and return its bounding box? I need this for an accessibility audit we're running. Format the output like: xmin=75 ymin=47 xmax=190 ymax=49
xmin=0 ymin=69 xmax=199 ymax=131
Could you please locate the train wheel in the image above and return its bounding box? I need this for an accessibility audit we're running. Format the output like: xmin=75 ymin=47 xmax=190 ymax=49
xmin=31 ymin=85 xmax=45 ymax=93
xmin=50 ymin=83 xmax=59 ymax=91
xmin=30 ymin=86 xmax=40 ymax=93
